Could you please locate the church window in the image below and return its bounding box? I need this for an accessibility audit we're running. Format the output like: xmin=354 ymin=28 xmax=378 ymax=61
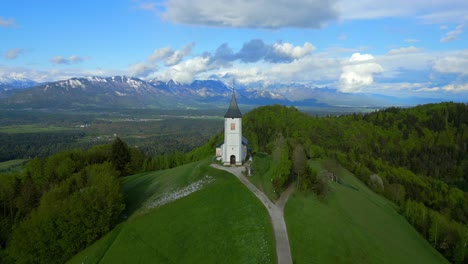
xmin=230 ymin=123 xmax=235 ymax=130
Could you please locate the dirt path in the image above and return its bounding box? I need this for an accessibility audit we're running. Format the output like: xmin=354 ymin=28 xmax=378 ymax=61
xmin=211 ymin=164 xmax=293 ymax=264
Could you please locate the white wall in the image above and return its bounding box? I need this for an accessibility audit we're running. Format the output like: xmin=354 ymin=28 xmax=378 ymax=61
xmin=223 ymin=117 xmax=243 ymax=165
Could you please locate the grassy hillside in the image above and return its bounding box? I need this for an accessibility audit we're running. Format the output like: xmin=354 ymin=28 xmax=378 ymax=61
xmin=68 ymin=159 xmax=275 ymax=264
xmin=0 ymin=159 xmax=27 ymax=173
xmin=285 ymin=159 xmax=449 ymax=264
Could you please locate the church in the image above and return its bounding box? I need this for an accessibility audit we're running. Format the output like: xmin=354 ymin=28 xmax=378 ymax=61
xmin=215 ymin=89 xmax=248 ymax=165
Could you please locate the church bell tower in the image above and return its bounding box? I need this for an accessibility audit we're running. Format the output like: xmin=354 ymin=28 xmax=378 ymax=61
xmin=223 ymin=89 xmax=244 ymax=165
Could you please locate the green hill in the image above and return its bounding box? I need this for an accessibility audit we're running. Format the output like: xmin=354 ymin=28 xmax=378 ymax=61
xmin=285 ymin=159 xmax=449 ymax=264
xmin=68 ymin=159 xmax=275 ymax=264
xmin=69 ymin=156 xmax=449 ymax=264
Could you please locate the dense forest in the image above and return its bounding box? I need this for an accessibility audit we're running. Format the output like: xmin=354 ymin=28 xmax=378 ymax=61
xmin=242 ymin=102 xmax=468 ymax=263
xmin=0 ymin=138 xmax=143 ymax=263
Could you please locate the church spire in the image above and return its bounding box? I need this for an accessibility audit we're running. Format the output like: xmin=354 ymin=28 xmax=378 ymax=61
xmin=224 ymin=82 xmax=242 ymax=118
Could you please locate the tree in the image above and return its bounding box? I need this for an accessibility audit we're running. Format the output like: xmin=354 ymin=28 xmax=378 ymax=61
xmin=292 ymin=144 xmax=306 ymax=187
xmin=111 ymin=137 xmax=131 ymax=176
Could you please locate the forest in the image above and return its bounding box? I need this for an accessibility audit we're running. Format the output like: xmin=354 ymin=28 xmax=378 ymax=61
xmin=242 ymin=102 xmax=468 ymax=263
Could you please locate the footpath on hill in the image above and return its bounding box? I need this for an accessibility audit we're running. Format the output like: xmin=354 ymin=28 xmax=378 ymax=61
xmin=211 ymin=164 xmax=293 ymax=264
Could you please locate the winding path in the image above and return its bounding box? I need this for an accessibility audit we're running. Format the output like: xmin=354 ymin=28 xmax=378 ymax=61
xmin=211 ymin=164 xmax=293 ymax=264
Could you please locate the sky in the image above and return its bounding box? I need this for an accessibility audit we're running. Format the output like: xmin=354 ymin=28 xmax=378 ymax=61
xmin=1 ymin=0 xmax=467 ymax=98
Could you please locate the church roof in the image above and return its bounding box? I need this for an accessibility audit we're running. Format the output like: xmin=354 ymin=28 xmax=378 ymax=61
xmin=224 ymin=90 xmax=242 ymax=118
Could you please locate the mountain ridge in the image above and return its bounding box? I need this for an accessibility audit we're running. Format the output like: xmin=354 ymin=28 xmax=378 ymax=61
xmin=0 ymin=75 xmax=447 ymax=109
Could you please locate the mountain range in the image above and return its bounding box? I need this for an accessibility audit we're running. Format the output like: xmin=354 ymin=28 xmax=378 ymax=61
xmin=0 ymin=76 xmax=444 ymax=109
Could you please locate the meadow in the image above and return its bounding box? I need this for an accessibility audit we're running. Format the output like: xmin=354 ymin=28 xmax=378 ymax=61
xmin=68 ymin=159 xmax=276 ymax=264
xmin=0 ymin=159 xmax=27 ymax=173
xmin=285 ymin=159 xmax=449 ymax=264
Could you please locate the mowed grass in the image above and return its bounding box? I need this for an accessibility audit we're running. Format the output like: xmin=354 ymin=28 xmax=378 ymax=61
xmin=0 ymin=159 xmax=27 ymax=173
xmin=68 ymin=159 xmax=276 ymax=264
xmin=285 ymin=159 xmax=449 ymax=264
xmin=249 ymin=152 xmax=278 ymax=201
xmin=0 ymin=124 xmax=71 ymax=133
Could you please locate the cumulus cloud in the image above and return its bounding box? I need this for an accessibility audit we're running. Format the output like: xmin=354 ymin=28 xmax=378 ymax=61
xmin=387 ymin=46 xmax=423 ymax=55
xmin=210 ymin=40 xmax=315 ymax=64
xmin=339 ymin=53 xmax=384 ymax=92
xmin=0 ymin=17 xmax=16 ymax=27
xmin=5 ymin=48 xmax=25 ymax=60
xmin=440 ymin=23 xmax=465 ymax=43
xmin=273 ymin=42 xmax=316 ymax=60
xmin=432 ymin=51 xmax=468 ymax=75
xmin=51 ymin=55 xmax=87 ymax=65
xmin=441 ymin=83 xmax=468 ymax=92
xmin=129 ymin=43 xmax=195 ymax=78
xmin=160 ymin=56 xmax=211 ymax=83
xmin=147 ymin=43 xmax=194 ymax=66
xmin=159 ymin=0 xmax=338 ymax=28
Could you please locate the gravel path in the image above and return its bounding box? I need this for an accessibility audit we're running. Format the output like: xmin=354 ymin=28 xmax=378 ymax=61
xmin=211 ymin=164 xmax=293 ymax=264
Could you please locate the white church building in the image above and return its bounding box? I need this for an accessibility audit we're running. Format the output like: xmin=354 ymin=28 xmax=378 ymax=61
xmin=216 ymin=90 xmax=248 ymax=165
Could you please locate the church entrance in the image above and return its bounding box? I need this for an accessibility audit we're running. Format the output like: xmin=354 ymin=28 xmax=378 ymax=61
xmin=230 ymin=155 xmax=236 ymax=165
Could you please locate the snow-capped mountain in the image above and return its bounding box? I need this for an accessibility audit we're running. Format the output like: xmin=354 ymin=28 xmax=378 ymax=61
xmin=0 ymin=75 xmax=444 ymax=109
xmin=0 ymin=76 xmax=39 ymax=89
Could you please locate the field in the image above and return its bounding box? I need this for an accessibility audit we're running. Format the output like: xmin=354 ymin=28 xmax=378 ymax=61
xmin=0 ymin=109 xmax=223 ymax=161
xmin=0 ymin=159 xmax=27 ymax=173
xmin=285 ymin=159 xmax=449 ymax=264
xmin=68 ymin=159 xmax=276 ymax=264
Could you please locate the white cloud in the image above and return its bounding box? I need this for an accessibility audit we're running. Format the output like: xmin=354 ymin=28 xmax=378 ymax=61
xmin=339 ymin=53 xmax=384 ymax=92
xmin=147 ymin=43 xmax=194 ymax=66
xmin=0 ymin=17 xmax=16 ymax=27
xmin=159 ymin=0 xmax=337 ymax=28
xmin=158 ymin=56 xmax=211 ymax=83
xmin=0 ymin=65 xmax=124 ymax=83
xmin=416 ymin=87 xmax=440 ymax=92
xmin=432 ymin=50 xmax=468 ymax=75
xmin=129 ymin=62 xmax=156 ymax=78
xmin=387 ymin=46 xmax=423 ymax=55
xmin=440 ymin=23 xmax=465 ymax=43
xmin=441 ymin=83 xmax=468 ymax=92
xmin=5 ymin=48 xmax=25 ymax=60
xmin=148 ymin=46 xmax=173 ymax=62
xmin=272 ymin=42 xmax=316 ymax=60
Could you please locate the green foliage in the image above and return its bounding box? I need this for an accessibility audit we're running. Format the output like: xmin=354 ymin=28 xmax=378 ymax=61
xmin=69 ymin=160 xmax=275 ymax=264
xmin=0 ymin=139 xmax=147 ymax=263
xmin=111 ymin=137 xmax=131 ymax=175
xmin=270 ymin=134 xmax=292 ymax=192
xmin=7 ymin=163 xmax=124 ymax=264
xmin=242 ymin=102 xmax=468 ymax=262
xmin=249 ymin=153 xmax=278 ymax=200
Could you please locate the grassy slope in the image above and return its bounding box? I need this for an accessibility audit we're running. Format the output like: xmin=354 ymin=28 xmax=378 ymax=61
xmin=285 ymin=159 xmax=449 ymax=264
xmin=0 ymin=159 xmax=27 ymax=173
xmin=68 ymin=159 xmax=276 ymax=264
xmin=249 ymin=153 xmax=277 ymax=201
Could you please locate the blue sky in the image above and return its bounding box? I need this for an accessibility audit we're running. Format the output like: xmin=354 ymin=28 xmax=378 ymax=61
xmin=1 ymin=0 xmax=467 ymax=98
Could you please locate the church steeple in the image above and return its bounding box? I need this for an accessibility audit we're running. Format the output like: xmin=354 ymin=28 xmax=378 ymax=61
xmin=224 ymin=88 xmax=242 ymax=118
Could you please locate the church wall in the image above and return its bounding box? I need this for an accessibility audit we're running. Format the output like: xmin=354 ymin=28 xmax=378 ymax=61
xmin=223 ymin=118 xmax=243 ymax=164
